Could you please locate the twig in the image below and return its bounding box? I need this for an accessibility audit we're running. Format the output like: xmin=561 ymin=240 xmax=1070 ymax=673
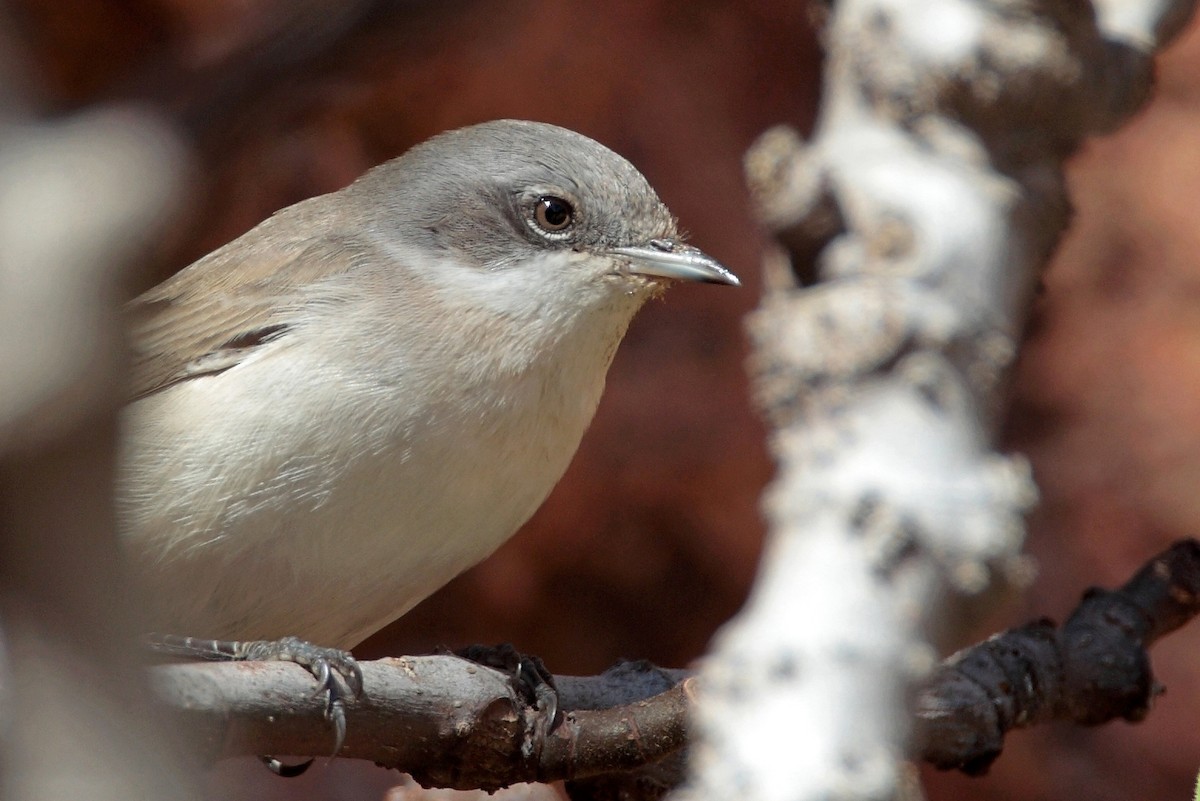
xmin=917 ymin=539 xmax=1200 ymax=773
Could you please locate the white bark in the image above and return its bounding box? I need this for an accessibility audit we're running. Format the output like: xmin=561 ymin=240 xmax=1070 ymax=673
xmin=678 ymin=1 xmax=1196 ymax=799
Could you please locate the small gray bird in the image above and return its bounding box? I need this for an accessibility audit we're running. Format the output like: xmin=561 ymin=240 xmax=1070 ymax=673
xmin=120 ymin=120 xmax=737 ymax=697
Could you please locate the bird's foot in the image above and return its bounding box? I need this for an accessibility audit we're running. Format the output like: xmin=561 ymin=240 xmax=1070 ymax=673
xmin=452 ymin=643 xmax=561 ymax=758
xmin=145 ymin=634 xmax=364 ymax=775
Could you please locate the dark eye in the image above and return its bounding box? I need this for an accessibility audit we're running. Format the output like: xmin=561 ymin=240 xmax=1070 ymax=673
xmin=533 ymin=196 xmax=574 ymax=232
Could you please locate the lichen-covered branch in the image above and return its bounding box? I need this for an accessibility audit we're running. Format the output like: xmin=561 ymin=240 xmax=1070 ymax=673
xmin=677 ymin=0 xmax=1198 ymax=799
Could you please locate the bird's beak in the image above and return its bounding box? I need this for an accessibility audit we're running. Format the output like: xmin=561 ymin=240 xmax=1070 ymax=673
xmin=610 ymin=240 xmax=740 ymax=287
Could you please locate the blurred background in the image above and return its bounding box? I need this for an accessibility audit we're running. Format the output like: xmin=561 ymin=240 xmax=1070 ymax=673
xmin=6 ymin=1 xmax=1200 ymax=799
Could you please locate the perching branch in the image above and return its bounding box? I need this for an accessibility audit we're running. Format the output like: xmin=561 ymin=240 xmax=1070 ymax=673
xmin=144 ymin=538 xmax=1200 ymax=793
xmin=151 ymin=655 xmax=689 ymax=791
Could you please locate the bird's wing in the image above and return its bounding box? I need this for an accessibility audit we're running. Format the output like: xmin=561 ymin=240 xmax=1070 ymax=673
xmin=127 ymin=210 xmax=371 ymax=402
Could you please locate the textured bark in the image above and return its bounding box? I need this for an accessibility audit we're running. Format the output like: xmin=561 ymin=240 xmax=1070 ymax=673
xmin=151 ymin=656 xmax=689 ymax=790
xmin=678 ymin=0 xmax=1198 ymax=798
xmin=917 ymin=539 xmax=1200 ymax=773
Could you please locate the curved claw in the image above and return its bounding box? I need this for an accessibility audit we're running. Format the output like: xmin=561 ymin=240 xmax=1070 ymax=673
xmin=309 ymin=659 xmax=333 ymax=700
xmin=290 ymin=648 xmax=359 ymax=756
xmin=328 ymin=700 xmax=347 ymax=757
xmin=262 ymin=755 xmax=315 ymax=778
xmin=526 ymin=658 xmax=559 ymax=726
xmin=454 ymin=642 xmax=563 ymax=758
xmin=146 ymin=634 xmax=363 ymax=768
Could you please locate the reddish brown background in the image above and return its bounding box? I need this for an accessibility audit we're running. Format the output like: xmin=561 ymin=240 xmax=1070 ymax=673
xmin=10 ymin=1 xmax=1200 ymax=799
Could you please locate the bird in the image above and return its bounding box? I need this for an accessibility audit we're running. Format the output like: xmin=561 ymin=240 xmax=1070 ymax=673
xmin=118 ymin=119 xmax=738 ymax=748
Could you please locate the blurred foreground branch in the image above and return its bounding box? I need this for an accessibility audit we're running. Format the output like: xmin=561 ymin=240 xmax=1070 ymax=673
xmin=675 ymin=0 xmax=1199 ymax=799
xmin=0 ymin=49 xmax=194 ymax=799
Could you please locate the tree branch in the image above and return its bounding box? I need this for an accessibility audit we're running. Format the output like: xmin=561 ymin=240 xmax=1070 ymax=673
xmin=917 ymin=538 xmax=1200 ymax=773
xmin=0 ymin=20 xmax=194 ymax=797
xmin=152 ymin=656 xmax=689 ymax=791
xmin=677 ymin=0 xmax=1199 ymax=796
xmin=145 ymin=538 xmax=1200 ymax=794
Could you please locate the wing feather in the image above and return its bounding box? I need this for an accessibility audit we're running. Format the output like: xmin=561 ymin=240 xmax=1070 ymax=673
xmin=126 ymin=197 xmax=374 ymax=401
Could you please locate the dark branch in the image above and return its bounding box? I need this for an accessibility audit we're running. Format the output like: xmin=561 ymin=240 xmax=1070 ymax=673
xmin=915 ymin=539 xmax=1200 ymax=774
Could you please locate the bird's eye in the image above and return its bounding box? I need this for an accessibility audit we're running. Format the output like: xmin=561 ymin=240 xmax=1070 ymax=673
xmin=533 ymin=196 xmax=574 ymax=233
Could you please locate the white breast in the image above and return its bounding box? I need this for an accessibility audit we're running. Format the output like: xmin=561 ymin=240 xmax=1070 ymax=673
xmin=119 ymin=254 xmax=649 ymax=649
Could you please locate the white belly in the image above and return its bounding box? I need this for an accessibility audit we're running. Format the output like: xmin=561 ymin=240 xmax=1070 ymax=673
xmin=119 ymin=322 xmax=613 ymax=649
